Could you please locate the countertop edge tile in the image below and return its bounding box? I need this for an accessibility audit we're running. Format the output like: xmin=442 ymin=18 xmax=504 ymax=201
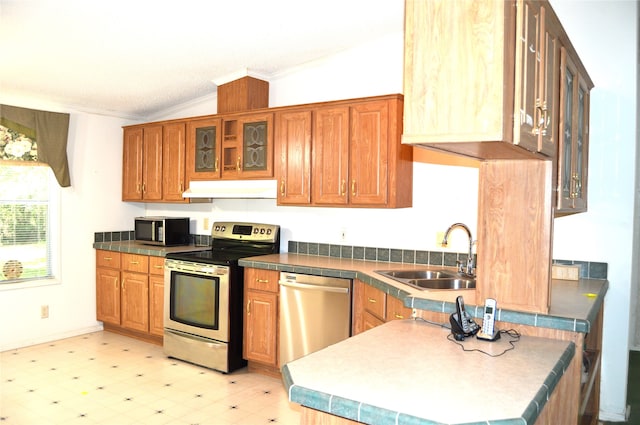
xmin=94 ymin=241 xmax=208 ymax=257
xmin=239 ymin=254 xmax=607 ymax=334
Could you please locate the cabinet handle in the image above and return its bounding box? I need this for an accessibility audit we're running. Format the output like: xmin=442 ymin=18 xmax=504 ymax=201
xmin=352 ymin=179 xmax=356 ymax=196
xmin=256 ymin=279 xmax=269 ymax=283
xmin=247 ymin=299 xmax=251 ymax=315
xmin=142 ymin=183 xmax=146 ymax=193
xmin=130 ymin=261 xmax=139 ymax=265
xmin=367 ymin=297 xmax=377 ymax=303
xmin=137 ymin=183 xmax=141 ymax=193
xmin=115 ymin=278 xmax=118 ymax=289
xmin=280 ymin=180 xmax=285 ymax=196
xmin=179 ymin=182 xmax=183 ymax=192
xmin=394 ymin=313 xmax=404 ymax=319
xmin=215 ymin=158 xmax=219 ymax=172
xmin=237 ymin=156 xmax=241 ymax=171
xmin=341 ymin=180 xmax=346 ymax=196
xmin=122 ymin=280 xmax=126 ymax=290
xmin=103 ymin=257 xmax=112 ymax=261
xmin=153 ymin=265 xmax=163 ymax=269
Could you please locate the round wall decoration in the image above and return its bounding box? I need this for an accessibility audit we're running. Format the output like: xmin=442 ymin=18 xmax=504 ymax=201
xmin=3 ymin=260 xmax=23 ymax=279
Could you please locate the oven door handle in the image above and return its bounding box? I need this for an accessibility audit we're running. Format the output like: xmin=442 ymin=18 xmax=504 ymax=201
xmin=278 ymin=280 xmax=349 ymax=294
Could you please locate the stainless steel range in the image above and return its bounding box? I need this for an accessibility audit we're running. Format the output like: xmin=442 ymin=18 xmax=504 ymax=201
xmin=163 ymin=221 xmax=280 ymax=373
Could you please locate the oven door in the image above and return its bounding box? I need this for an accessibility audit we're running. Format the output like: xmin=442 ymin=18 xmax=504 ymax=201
xmin=164 ymin=259 xmax=229 ymax=342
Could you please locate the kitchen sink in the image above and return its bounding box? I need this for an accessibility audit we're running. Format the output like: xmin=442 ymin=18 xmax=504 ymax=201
xmin=375 ymin=269 xmax=476 ymax=291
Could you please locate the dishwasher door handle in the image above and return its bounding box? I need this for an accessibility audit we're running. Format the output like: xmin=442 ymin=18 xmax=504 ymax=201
xmin=278 ymin=280 xmax=350 ymax=294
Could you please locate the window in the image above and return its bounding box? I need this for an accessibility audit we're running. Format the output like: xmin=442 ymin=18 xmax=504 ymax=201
xmin=0 ymin=164 xmax=58 ymax=284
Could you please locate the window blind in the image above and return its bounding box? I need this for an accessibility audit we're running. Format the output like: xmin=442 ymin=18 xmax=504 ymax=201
xmin=0 ymin=164 xmax=52 ymax=282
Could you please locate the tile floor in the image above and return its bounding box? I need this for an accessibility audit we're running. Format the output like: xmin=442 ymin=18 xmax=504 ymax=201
xmin=0 ymin=331 xmax=301 ymax=424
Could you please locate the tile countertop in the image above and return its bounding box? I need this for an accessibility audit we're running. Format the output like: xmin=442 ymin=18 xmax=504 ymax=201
xmin=239 ymin=253 xmax=608 ymax=334
xmin=282 ymin=319 xmax=575 ymax=425
xmin=93 ymin=241 xmax=209 ymax=257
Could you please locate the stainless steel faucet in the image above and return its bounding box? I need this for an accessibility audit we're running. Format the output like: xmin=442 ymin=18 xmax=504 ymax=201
xmin=441 ymin=223 xmax=475 ymax=277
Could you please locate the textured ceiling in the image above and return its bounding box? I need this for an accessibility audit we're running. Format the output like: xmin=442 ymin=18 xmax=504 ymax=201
xmin=0 ymin=0 xmax=404 ymax=119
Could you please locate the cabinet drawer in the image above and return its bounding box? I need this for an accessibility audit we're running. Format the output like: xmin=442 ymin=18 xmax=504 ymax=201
xmin=386 ymin=296 xmax=412 ymax=321
xmin=96 ymin=250 xmax=121 ymax=269
xmin=245 ymin=268 xmax=279 ymax=293
xmin=121 ymin=253 xmax=149 ymax=273
xmin=149 ymin=256 xmax=165 ymax=276
xmin=363 ymin=284 xmax=386 ymax=320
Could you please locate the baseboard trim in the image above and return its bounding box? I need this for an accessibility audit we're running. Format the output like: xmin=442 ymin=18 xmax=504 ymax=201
xmin=0 ymin=324 xmax=104 ymax=352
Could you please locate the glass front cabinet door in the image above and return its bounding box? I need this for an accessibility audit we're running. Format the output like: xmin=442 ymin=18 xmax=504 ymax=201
xmin=557 ymin=48 xmax=591 ymax=214
xmin=222 ymin=113 xmax=274 ymax=179
xmin=186 ymin=117 xmax=222 ymax=181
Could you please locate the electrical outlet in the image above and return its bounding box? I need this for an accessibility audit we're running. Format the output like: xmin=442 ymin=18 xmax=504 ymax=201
xmin=41 ymin=305 xmax=49 ymax=319
xmin=340 ymin=228 xmax=347 ymax=241
xmin=436 ymin=231 xmax=446 ymax=247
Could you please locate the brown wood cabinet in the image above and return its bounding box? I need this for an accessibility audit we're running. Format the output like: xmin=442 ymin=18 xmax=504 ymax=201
xmin=123 ymin=126 xmax=163 ymax=201
xmin=95 ymin=250 xmax=163 ymax=344
xmin=556 ymin=47 xmax=592 ymax=215
xmin=352 ymin=280 xmax=413 ymax=335
xmin=402 ymin=0 xmax=582 ymax=161
xmin=274 ymin=109 xmax=312 ymax=204
xmin=222 ymin=112 xmax=274 ymax=179
xmin=122 ymin=122 xmax=188 ymax=203
xmin=243 ymin=268 xmax=280 ymax=376
xmin=276 ymin=95 xmax=412 ymax=208
xmin=148 ymin=256 xmax=165 ymax=337
xmin=185 ymin=116 xmax=223 ymax=181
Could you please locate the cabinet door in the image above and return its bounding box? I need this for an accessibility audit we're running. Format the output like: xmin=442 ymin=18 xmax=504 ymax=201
xmin=539 ymin=5 xmax=561 ymax=156
xmin=244 ymin=289 xmax=278 ymax=366
xmin=162 ymin=122 xmax=187 ymax=202
xmin=186 ymin=117 xmax=222 ymax=181
xmin=557 ymin=49 xmax=590 ymax=213
xmin=350 ymin=101 xmax=389 ymax=206
xmin=96 ymin=267 xmax=120 ymax=325
xmin=312 ymin=106 xmax=350 ymax=205
xmin=122 ymin=127 xmax=143 ymax=201
xmin=121 ymin=271 xmax=149 ymax=332
xmin=142 ymin=125 xmax=163 ymax=201
xmin=221 ymin=113 xmax=274 ymax=178
xmin=149 ymin=274 xmax=164 ymax=336
xmin=514 ymin=0 xmax=541 ymax=153
xmin=275 ymin=110 xmax=312 ymax=205
xmin=386 ymin=296 xmax=412 ymax=321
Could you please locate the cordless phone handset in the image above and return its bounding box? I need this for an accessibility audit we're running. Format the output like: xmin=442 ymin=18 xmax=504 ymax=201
xmin=477 ymin=298 xmax=500 ymax=341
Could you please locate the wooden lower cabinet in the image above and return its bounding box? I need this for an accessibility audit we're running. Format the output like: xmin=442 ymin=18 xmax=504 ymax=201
xmin=352 ymin=280 xmax=413 ymax=335
xmin=95 ymin=250 xmax=164 ymax=345
xmin=243 ymin=268 xmax=280 ymax=377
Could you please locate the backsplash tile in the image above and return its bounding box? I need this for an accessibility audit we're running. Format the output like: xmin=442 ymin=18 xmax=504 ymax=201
xmin=286 ymin=240 xmax=608 ymax=279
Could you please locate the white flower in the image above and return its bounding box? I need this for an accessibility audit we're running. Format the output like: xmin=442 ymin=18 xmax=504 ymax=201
xmin=5 ymin=137 xmax=33 ymax=158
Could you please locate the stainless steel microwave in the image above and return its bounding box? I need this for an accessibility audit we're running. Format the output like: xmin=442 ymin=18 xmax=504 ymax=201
xmin=134 ymin=216 xmax=190 ymax=246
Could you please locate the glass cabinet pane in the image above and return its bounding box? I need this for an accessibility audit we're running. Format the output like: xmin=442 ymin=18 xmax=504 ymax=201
xmin=561 ymin=68 xmax=574 ymax=200
xmin=194 ymin=126 xmax=217 ymax=172
xmin=242 ymin=121 xmax=268 ymax=172
xmin=576 ymin=86 xmax=585 ymax=200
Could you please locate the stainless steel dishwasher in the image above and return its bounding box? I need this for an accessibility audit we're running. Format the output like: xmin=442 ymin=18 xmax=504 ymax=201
xmin=279 ymin=272 xmax=352 ymax=367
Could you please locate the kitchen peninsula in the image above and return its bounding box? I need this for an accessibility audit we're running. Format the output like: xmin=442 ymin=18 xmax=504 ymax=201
xmin=239 ymin=252 xmax=607 ymax=424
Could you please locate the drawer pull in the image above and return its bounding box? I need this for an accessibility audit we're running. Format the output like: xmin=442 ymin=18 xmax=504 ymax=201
xmin=153 ymin=265 xmax=163 ymax=269
xmin=256 ymin=279 xmax=269 ymax=283
xmin=130 ymin=261 xmax=139 ymax=265
xmin=104 ymin=257 xmax=112 ymax=261
xmin=394 ymin=313 xmax=404 ymax=319
xmin=367 ymin=297 xmax=377 ymax=303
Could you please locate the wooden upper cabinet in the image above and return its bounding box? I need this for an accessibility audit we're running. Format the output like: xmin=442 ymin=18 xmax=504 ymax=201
xmin=122 ymin=124 xmax=163 ymax=201
xmin=309 ymin=96 xmax=412 ymax=208
xmin=349 ymin=101 xmax=389 ymax=206
xmin=556 ymin=48 xmax=592 ymax=215
xmin=221 ymin=112 xmax=274 ymax=179
xmin=312 ymin=106 xmax=350 ymax=205
xmin=185 ymin=117 xmax=223 ymax=181
xmin=403 ymin=0 xmax=564 ymax=160
xmin=275 ymin=109 xmax=312 ymax=205
xmin=141 ymin=125 xmax=163 ymax=201
xmin=122 ymin=127 xmax=144 ymax=201
xmin=162 ymin=122 xmax=187 ymax=202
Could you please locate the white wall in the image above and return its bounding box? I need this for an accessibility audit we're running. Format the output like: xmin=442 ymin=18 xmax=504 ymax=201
xmin=0 ymin=104 xmax=145 ymax=350
xmin=0 ymin=3 xmax=634 ymax=421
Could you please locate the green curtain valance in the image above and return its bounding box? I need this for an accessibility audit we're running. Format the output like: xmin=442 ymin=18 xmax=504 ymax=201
xmin=0 ymin=104 xmax=71 ymax=187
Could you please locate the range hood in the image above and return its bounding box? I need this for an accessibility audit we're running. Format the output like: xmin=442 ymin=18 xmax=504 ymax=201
xmin=182 ymin=180 xmax=278 ymax=199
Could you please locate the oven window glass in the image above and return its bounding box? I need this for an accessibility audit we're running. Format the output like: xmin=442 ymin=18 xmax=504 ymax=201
xmin=170 ymin=271 xmax=220 ymax=329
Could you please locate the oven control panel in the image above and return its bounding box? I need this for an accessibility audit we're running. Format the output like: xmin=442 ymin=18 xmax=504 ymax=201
xmin=211 ymin=221 xmax=280 ymax=242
